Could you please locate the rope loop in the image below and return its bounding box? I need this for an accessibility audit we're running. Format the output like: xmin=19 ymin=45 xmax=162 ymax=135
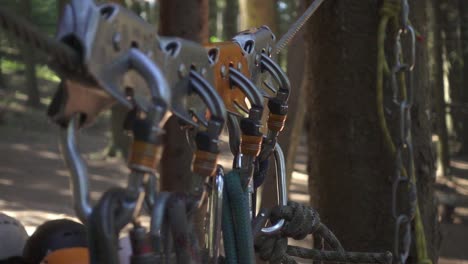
xmin=270 ymin=201 xmax=321 ymax=240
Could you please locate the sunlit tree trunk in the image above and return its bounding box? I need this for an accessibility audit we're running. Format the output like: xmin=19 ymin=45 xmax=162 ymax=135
xmin=239 ymin=0 xmax=276 ymax=33
xmin=440 ymin=0 xmax=464 ymax=154
xmin=458 ymin=0 xmax=468 ymax=154
xmin=21 ymin=0 xmax=40 ymax=108
xmin=305 ymin=0 xmax=439 ymax=261
xmin=209 ymin=0 xmax=218 ymax=39
xmin=261 ymin=2 xmax=307 ymax=211
xmin=432 ymin=0 xmax=450 ymax=176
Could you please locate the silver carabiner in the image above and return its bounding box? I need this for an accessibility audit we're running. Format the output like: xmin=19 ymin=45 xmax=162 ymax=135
xmin=229 ymin=67 xmax=264 ymax=113
xmin=60 ymin=114 xmax=92 ymax=223
xmin=205 ymin=166 xmax=224 ymax=264
xmin=261 ymin=143 xmax=288 ymax=235
xmin=260 ymin=53 xmax=291 ymax=99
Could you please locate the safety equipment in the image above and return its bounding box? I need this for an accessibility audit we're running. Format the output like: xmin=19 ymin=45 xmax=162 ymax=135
xmin=0 ymin=213 xmax=28 ymax=260
xmin=23 ymin=219 xmax=87 ymax=264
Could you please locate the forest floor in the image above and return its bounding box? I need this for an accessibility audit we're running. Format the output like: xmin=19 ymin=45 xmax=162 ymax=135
xmin=0 ymin=78 xmax=467 ymax=263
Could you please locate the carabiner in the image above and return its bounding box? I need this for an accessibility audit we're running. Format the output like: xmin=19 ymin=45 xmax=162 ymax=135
xmin=60 ymin=114 xmax=92 ymax=223
xmin=205 ymin=166 xmax=224 ymax=264
xmin=261 ymin=143 xmax=288 ymax=235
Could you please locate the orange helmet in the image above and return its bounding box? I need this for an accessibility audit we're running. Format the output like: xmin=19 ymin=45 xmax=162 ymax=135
xmin=23 ymin=219 xmax=88 ymax=264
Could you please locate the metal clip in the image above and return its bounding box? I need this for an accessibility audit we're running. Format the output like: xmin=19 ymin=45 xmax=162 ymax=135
xmin=205 ymin=166 xmax=224 ymax=264
xmin=60 ymin=115 xmax=92 ymax=223
xmin=260 ymin=53 xmax=291 ymax=98
xmin=261 ymin=143 xmax=287 ymax=235
xmin=55 ymin=0 xmax=171 ymax=126
xmin=229 ymin=67 xmax=264 ymax=112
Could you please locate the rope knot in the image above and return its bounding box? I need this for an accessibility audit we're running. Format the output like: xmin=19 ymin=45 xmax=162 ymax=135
xmin=254 ymin=235 xmax=289 ymax=264
xmin=271 ymin=201 xmax=321 ymax=240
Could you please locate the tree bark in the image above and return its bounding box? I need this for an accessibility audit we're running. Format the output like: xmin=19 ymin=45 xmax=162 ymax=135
xmin=209 ymin=0 xmax=218 ymax=39
xmin=159 ymin=0 xmax=209 ymax=44
xmin=458 ymin=0 xmax=468 ymax=154
xmin=432 ymin=0 xmax=450 ymax=176
xmin=159 ymin=0 xmax=208 ymax=193
xmin=261 ymin=3 xmax=308 ymax=210
xmin=440 ymin=0 xmax=464 ymax=154
xmin=305 ymin=0 xmax=439 ymax=261
xmin=21 ymin=0 xmax=40 ymax=108
xmin=239 ymin=0 xmax=277 ymax=33
xmin=159 ymin=0 xmax=209 ymax=247
xmin=411 ymin=1 xmax=441 ymax=260
xmin=57 ymin=0 xmax=68 ymax=20
xmin=223 ymin=0 xmax=239 ymax=40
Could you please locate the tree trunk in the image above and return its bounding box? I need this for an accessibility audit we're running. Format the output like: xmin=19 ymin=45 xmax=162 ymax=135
xmin=305 ymin=0 xmax=439 ymax=261
xmin=440 ymin=0 xmax=464 ymax=154
xmin=21 ymin=0 xmax=40 ymax=108
xmin=411 ymin=1 xmax=441 ymax=260
xmin=458 ymin=0 xmax=468 ymax=154
xmin=223 ymin=0 xmax=239 ymax=40
xmin=159 ymin=0 xmax=209 ymax=247
xmin=57 ymin=0 xmax=67 ymax=20
xmin=209 ymin=0 xmax=218 ymax=39
xmin=159 ymin=0 xmax=209 ymax=44
xmin=159 ymin=0 xmax=208 ymax=193
xmin=432 ymin=0 xmax=450 ymax=176
xmin=261 ymin=2 xmax=308 ymax=210
xmin=239 ymin=0 xmax=277 ymax=33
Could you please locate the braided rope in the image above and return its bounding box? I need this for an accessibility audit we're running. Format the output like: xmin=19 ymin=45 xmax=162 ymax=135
xmin=0 ymin=6 xmax=79 ymax=72
xmin=255 ymin=202 xmax=391 ymax=264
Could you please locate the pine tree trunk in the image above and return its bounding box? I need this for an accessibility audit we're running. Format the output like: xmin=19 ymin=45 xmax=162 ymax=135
xmin=159 ymin=0 xmax=209 ymax=247
xmin=458 ymin=0 xmax=468 ymax=154
xmin=440 ymin=0 xmax=464 ymax=154
xmin=411 ymin=1 xmax=441 ymax=260
xmin=223 ymin=0 xmax=239 ymax=40
xmin=159 ymin=0 xmax=208 ymax=193
xmin=239 ymin=0 xmax=276 ymax=33
xmin=305 ymin=0 xmax=439 ymax=261
xmin=209 ymin=0 xmax=218 ymax=39
xmin=432 ymin=0 xmax=450 ymax=176
xmin=261 ymin=3 xmax=308 ymax=210
xmin=21 ymin=0 xmax=40 ymax=108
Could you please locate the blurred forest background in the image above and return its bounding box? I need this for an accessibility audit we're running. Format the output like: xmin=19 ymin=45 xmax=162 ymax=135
xmin=0 ymin=0 xmax=468 ymax=263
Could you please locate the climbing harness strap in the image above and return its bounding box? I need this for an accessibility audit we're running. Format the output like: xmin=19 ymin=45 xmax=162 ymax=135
xmin=377 ymin=1 xmax=431 ymax=264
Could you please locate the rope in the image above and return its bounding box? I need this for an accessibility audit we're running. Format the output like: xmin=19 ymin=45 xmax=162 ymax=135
xmin=255 ymin=202 xmax=389 ymax=264
xmin=0 ymin=6 xmax=80 ymax=73
xmin=287 ymin=247 xmax=393 ymax=264
xmin=377 ymin=1 xmax=431 ymax=264
xmin=222 ymin=170 xmax=256 ymax=264
xmin=222 ymin=183 xmax=238 ymax=264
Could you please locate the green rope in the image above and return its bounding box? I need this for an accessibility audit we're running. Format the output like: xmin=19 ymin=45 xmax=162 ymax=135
xmin=222 ymin=181 xmax=238 ymax=264
xmin=222 ymin=170 xmax=255 ymax=264
xmin=377 ymin=1 xmax=432 ymax=264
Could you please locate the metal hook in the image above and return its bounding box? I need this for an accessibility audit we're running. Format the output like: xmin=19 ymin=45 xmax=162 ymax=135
xmin=189 ymin=70 xmax=227 ymax=132
xmin=261 ymin=143 xmax=287 ymax=235
xmin=206 ymin=166 xmax=224 ymax=264
xmin=60 ymin=114 xmax=92 ymax=223
xmin=149 ymin=192 xmax=172 ymax=253
xmin=229 ymin=67 xmax=264 ymax=110
xmin=260 ymin=53 xmax=291 ymax=100
xmin=227 ymin=113 xmax=241 ymax=157
xmin=99 ymin=48 xmax=171 ymax=116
